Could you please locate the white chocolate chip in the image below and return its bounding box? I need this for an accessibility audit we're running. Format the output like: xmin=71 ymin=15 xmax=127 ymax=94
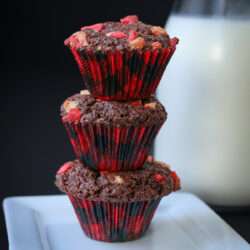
xmin=75 ymin=31 xmax=88 ymax=45
xmin=144 ymin=102 xmax=157 ymax=109
xmin=151 ymin=42 xmax=162 ymax=49
xmin=80 ymin=89 xmax=90 ymax=95
xmin=70 ymin=31 xmax=89 ymax=48
xmin=128 ymin=37 xmax=145 ymax=50
xmin=114 ymin=176 xmax=124 ymax=184
xmin=151 ymin=26 xmax=167 ymax=36
xmin=63 ymin=100 xmax=79 ymax=113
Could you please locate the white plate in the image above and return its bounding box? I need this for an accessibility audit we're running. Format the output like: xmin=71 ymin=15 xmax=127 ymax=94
xmin=3 ymin=192 xmax=249 ymax=250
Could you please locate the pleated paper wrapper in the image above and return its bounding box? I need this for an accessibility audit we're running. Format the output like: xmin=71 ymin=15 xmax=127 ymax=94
xmin=63 ymin=120 xmax=163 ymax=171
xmin=69 ymin=44 xmax=177 ymax=101
xmin=68 ymin=194 xmax=162 ymax=242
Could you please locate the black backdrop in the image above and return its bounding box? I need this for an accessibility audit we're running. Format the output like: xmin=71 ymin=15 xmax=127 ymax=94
xmin=1 ymin=1 xmax=174 ymax=248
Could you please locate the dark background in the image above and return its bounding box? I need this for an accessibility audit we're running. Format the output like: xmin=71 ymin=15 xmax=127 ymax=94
xmin=1 ymin=0 xmax=249 ymax=249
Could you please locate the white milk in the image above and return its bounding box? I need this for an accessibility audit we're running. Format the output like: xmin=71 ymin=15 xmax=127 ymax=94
xmin=155 ymin=15 xmax=250 ymax=206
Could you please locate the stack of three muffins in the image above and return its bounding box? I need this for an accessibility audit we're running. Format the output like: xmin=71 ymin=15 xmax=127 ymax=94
xmin=55 ymin=15 xmax=180 ymax=242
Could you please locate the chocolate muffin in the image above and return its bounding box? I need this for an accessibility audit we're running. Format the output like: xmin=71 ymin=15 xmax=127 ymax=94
xmin=61 ymin=91 xmax=167 ymax=126
xmin=61 ymin=91 xmax=167 ymax=171
xmin=55 ymin=158 xmax=180 ymax=242
xmin=64 ymin=15 xmax=179 ymax=101
xmin=55 ymin=158 xmax=180 ymax=202
xmin=65 ymin=15 xmax=178 ymax=52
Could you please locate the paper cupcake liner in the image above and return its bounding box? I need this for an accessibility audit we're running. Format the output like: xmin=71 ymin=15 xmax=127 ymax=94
xmin=68 ymin=194 xmax=161 ymax=242
xmin=70 ymin=47 xmax=176 ymax=101
xmin=63 ymin=120 xmax=163 ymax=171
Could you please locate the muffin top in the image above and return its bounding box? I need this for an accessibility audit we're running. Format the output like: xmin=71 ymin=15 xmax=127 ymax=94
xmin=61 ymin=90 xmax=167 ymax=126
xmin=55 ymin=157 xmax=180 ymax=202
xmin=64 ymin=15 xmax=179 ymax=52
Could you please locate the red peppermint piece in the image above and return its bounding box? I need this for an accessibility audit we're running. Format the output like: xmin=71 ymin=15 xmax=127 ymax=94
xmin=120 ymin=15 xmax=139 ymax=24
xmin=64 ymin=35 xmax=79 ymax=47
xmin=130 ymin=100 xmax=142 ymax=105
xmin=57 ymin=162 xmax=73 ymax=175
xmin=169 ymin=37 xmax=179 ymax=47
xmin=171 ymin=171 xmax=181 ymax=191
xmin=146 ymin=155 xmax=154 ymax=162
xmin=68 ymin=108 xmax=81 ymax=121
xmin=81 ymin=23 xmax=104 ymax=32
xmin=155 ymin=173 xmax=164 ymax=182
xmin=100 ymin=170 xmax=109 ymax=174
xmin=128 ymin=30 xmax=138 ymax=41
xmin=107 ymin=31 xmax=127 ymax=38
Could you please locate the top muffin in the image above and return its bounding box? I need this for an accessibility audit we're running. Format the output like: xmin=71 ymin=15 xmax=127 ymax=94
xmin=65 ymin=15 xmax=178 ymax=52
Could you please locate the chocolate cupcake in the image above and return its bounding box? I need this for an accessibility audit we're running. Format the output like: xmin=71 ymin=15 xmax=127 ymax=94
xmin=64 ymin=15 xmax=179 ymax=101
xmin=55 ymin=157 xmax=181 ymax=242
xmin=61 ymin=91 xmax=167 ymax=171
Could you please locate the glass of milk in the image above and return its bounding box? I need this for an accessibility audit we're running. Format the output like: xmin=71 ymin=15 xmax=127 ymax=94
xmin=155 ymin=8 xmax=250 ymax=206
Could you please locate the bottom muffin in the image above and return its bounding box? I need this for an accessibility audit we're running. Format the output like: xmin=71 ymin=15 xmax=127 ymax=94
xmin=55 ymin=157 xmax=180 ymax=242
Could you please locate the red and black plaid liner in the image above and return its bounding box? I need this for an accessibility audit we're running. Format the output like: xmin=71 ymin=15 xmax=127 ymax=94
xmin=69 ymin=47 xmax=177 ymax=101
xmin=68 ymin=194 xmax=161 ymax=242
xmin=63 ymin=119 xmax=163 ymax=171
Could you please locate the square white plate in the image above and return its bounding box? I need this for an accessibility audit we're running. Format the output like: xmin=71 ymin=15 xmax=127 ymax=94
xmin=3 ymin=192 xmax=249 ymax=250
